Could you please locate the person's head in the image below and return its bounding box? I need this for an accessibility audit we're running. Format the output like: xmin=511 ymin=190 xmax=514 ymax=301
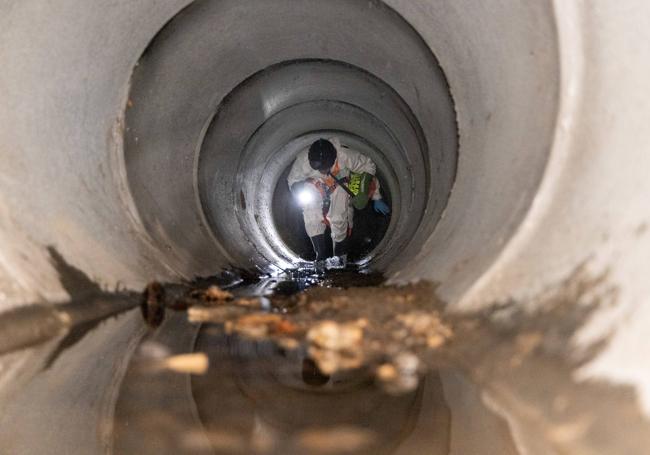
xmin=308 ymin=139 xmax=337 ymax=174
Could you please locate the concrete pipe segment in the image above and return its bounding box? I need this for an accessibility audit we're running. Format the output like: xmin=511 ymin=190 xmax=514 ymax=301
xmin=1 ymin=0 xmax=650 ymax=447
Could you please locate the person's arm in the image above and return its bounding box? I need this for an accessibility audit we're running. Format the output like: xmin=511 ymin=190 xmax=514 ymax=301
xmin=343 ymin=148 xmax=376 ymax=175
xmin=287 ymin=151 xmax=311 ymax=192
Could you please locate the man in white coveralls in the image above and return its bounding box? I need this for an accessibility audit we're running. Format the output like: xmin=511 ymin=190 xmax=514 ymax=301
xmin=287 ymin=137 xmax=390 ymax=269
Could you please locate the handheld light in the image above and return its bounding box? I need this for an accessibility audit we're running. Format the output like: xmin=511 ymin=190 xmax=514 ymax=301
xmin=296 ymin=187 xmax=315 ymax=206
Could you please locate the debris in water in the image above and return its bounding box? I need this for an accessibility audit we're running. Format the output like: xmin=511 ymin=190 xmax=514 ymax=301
xmin=376 ymin=352 xmax=421 ymax=394
xmin=307 ymin=320 xmax=366 ymax=374
xmin=226 ymin=313 xmax=299 ymax=340
xmin=204 ymin=285 xmax=233 ymax=301
xmin=376 ymin=363 xmax=398 ymax=382
xmin=160 ymin=352 xmax=209 ymax=375
xmin=275 ymin=318 xmax=299 ymax=335
xmin=135 ymin=350 xmax=210 ymax=375
xmin=227 ymin=313 xmax=281 ymax=339
xmin=277 ymin=337 xmax=301 ymax=351
xmin=395 ymin=311 xmax=453 ymax=349
xmin=172 ymin=277 xmax=451 ymax=382
xmin=197 ymin=285 xmax=234 ymax=303
xmin=233 ymin=297 xmax=262 ymax=308
xmin=307 ymin=319 xmax=365 ymax=351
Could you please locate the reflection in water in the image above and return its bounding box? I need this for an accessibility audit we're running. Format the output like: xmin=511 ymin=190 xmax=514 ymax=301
xmin=4 ymin=268 xmax=648 ymax=454
xmin=192 ymin=329 xmax=434 ymax=454
xmin=113 ymin=313 xmax=518 ymax=455
xmin=0 ymin=309 xmax=519 ymax=455
xmin=302 ymin=358 xmax=330 ymax=386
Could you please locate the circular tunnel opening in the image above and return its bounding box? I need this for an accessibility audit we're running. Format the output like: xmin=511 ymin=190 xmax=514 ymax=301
xmin=124 ymin=0 xmax=458 ymax=275
xmin=199 ymin=78 xmax=433 ymax=270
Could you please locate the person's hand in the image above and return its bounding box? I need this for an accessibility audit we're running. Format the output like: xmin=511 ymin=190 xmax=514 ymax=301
xmin=373 ymin=199 xmax=390 ymax=215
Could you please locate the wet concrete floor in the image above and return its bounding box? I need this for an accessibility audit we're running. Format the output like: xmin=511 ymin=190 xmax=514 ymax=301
xmin=0 ymin=268 xmax=649 ymax=454
xmin=112 ymin=313 xmax=517 ymax=454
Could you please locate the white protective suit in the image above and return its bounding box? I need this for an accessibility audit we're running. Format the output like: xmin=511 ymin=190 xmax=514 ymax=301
xmin=287 ymin=137 xmax=382 ymax=243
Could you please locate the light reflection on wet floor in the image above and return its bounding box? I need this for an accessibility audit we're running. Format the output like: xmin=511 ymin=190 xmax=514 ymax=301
xmin=112 ymin=312 xmax=519 ymax=455
xmin=0 ymin=270 xmax=520 ymax=455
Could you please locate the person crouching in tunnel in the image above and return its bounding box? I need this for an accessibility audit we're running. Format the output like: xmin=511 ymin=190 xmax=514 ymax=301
xmin=287 ymin=137 xmax=390 ymax=269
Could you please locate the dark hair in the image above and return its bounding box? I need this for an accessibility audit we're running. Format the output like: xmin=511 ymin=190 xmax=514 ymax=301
xmin=308 ymin=139 xmax=337 ymax=172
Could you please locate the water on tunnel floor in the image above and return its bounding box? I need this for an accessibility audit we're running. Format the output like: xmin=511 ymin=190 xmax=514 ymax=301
xmin=114 ymin=323 xmax=519 ymax=455
xmin=3 ymin=268 xmax=650 ymax=454
xmin=0 ymin=271 xmax=520 ymax=455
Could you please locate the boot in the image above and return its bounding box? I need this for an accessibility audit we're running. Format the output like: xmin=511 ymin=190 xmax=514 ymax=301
xmin=333 ymin=237 xmax=349 ymax=258
xmin=310 ymin=234 xmax=328 ymax=261
xmin=326 ymin=238 xmax=349 ymax=270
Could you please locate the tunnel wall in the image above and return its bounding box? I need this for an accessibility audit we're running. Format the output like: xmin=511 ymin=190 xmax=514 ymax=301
xmin=0 ymin=0 xmax=195 ymax=305
xmin=458 ymin=1 xmax=650 ymax=413
xmin=1 ymin=0 xmax=650 ymax=413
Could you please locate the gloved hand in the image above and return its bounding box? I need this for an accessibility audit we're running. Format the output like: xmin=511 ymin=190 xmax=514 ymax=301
xmin=373 ymin=199 xmax=390 ymax=215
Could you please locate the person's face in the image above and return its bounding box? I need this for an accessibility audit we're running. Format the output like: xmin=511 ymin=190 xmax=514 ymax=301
xmin=310 ymin=162 xmax=330 ymax=175
xmin=309 ymin=149 xmax=335 ymax=174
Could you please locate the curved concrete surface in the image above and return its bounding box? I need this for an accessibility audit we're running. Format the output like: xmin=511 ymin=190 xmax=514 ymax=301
xmin=0 ymin=309 xmax=522 ymax=455
xmin=1 ymin=0 xmax=650 ymax=428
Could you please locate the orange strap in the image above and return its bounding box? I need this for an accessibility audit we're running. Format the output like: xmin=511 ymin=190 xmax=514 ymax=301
xmin=306 ymin=160 xmax=348 ymax=227
xmin=307 ymin=160 xmax=342 ymax=197
xmin=323 ymin=160 xmax=341 ymax=189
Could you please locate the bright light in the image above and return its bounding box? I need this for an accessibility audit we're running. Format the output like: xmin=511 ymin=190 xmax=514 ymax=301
xmin=296 ymin=188 xmax=315 ymax=206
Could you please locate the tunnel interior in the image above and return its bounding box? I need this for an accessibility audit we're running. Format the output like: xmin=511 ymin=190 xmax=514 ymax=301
xmin=124 ymin=0 xmax=459 ymax=274
xmin=9 ymin=0 xmax=645 ymax=453
xmin=0 ymin=0 xmax=561 ymax=303
xmin=108 ymin=0 xmax=560 ymax=303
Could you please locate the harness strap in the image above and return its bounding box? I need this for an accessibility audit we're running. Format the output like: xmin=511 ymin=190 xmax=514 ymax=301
xmin=304 ymin=160 xmax=352 ymax=227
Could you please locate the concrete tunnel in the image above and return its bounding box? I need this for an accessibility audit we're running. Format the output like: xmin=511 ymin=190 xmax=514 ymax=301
xmin=1 ymin=0 xmax=650 ymax=453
